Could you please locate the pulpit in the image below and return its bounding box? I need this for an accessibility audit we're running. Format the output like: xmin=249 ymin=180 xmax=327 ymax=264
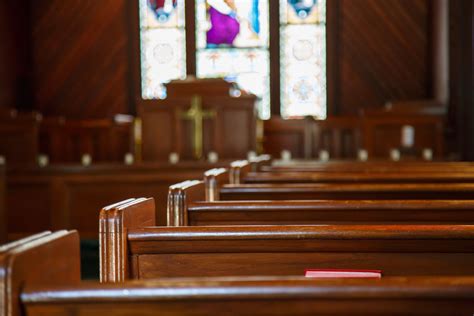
xmin=138 ymin=78 xmax=257 ymax=161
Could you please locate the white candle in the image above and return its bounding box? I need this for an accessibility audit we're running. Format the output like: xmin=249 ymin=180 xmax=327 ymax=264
xmin=208 ymin=151 xmax=219 ymax=163
xmin=281 ymin=150 xmax=292 ymax=162
xmin=81 ymin=154 xmax=92 ymax=166
xmin=319 ymin=150 xmax=330 ymax=162
xmin=169 ymin=152 xmax=180 ymax=164
xmin=124 ymin=153 xmax=134 ymax=165
xmin=358 ymin=149 xmax=368 ymax=161
xmin=390 ymin=149 xmax=401 ymax=161
xmin=422 ymin=148 xmax=433 ymax=161
xmin=37 ymin=155 xmax=49 ymax=168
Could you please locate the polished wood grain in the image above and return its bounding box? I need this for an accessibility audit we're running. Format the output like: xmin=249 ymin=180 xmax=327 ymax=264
xmin=5 ymin=232 xmax=474 ymax=316
xmin=127 ymin=224 xmax=474 ymax=278
xmin=263 ymin=161 xmax=474 ymax=173
xmin=188 ymin=200 xmax=474 ymax=226
xmin=39 ymin=118 xmax=134 ymax=163
xmin=220 ymin=183 xmax=474 ymax=201
xmin=263 ymin=116 xmax=444 ymax=160
xmin=22 ymin=276 xmax=474 ymax=316
xmin=139 ymin=95 xmax=256 ymax=161
xmin=6 ymin=162 xmax=229 ymax=239
xmin=0 ymin=231 xmax=80 ymax=316
xmin=30 ymin=0 xmax=130 ymax=118
xmin=243 ymin=171 xmax=474 ymax=184
xmin=99 ymin=198 xmax=155 ymax=283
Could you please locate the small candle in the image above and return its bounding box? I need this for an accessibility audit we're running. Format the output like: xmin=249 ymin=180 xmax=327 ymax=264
xmin=169 ymin=152 xmax=179 ymax=164
xmin=422 ymin=148 xmax=433 ymax=161
xmin=247 ymin=151 xmax=257 ymax=160
xmin=81 ymin=154 xmax=92 ymax=166
xmin=124 ymin=153 xmax=134 ymax=165
xmin=281 ymin=150 xmax=292 ymax=162
xmin=358 ymin=149 xmax=368 ymax=162
xmin=208 ymin=151 xmax=219 ymax=164
xmin=390 ymin=149 xmax=401 ymax=161
xmin=319 ymin=150 xmax=330 ymax=162
xmin=38 ymin=154 xmax=49 ymax=168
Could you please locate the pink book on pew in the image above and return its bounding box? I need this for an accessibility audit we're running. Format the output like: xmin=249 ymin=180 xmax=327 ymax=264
xmin=305 ymin=269 xmax=382 ymax=279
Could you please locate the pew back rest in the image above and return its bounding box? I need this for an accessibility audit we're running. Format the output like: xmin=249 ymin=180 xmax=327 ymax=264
xmin=187 ymin=200 xmax=474 ymax=226
xmin=99 ymin=198 xmax=155 ymax=283
xmin=0 ymin=231 xmax=80 ymax=316
xmin=167 ymin=181 xmax=205 ymax=226
xmin=220 ymin=183 xmax=474 ymax=200
xmin=229 ymin=160 xmax=251 ymax=185
xmin=242 ymin=171 xmax=474 ymax=184
xmin=204 ymin=168 xmax=229 ymax=201
xmin=20 ymin=276 xmax=474 ymax=315
xmin=125 ymin=225 xmax=474 ymax=280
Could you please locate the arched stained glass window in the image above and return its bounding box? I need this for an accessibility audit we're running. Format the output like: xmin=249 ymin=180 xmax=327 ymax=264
xmin=138 ymin=0 xmax=327 ymax=119
xmin=280 ymin=0 xmax=327 ymax=119
xmin=139 ymin=0 xmax=187 ymax=99
xmin=195 ymin=0 xmax=271 ymax=119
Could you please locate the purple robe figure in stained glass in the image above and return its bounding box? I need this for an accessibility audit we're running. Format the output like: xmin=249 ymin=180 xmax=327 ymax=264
xmin=288 ymin=0 xmax=317 ymax=19
xmin=148 ymin=0 xmax=177 ymax=23
xmin=206 ymin=0 xmax=240 ymax=46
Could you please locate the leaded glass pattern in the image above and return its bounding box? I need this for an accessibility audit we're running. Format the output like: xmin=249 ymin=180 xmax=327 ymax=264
xmin=140 ymin=0 xmax=187 ymax=99
xmin=280 ymin=0 xmax=327 ymax=119
xmin=196 ymin=0 xmax=271 ymax=119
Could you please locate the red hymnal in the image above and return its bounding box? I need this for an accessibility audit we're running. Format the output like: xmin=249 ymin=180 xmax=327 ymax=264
xmin=305 ymin=269 xmax=382 ymax=278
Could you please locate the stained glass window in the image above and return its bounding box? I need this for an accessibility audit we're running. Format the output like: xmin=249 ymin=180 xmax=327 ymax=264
xmin=139 ymin=0 xmax=187 ymax=99
xmin=196 ymin=0 xmax=271 ymax=119
xmin=280 ymin=0 xmax=327 ymax=119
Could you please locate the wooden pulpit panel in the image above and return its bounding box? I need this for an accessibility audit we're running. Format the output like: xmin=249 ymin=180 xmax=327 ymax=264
xmin=139 ymin=95 xmax=256 ymax=161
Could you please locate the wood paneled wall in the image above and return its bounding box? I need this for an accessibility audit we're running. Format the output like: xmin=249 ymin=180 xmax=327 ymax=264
xmin=29 ymin=0 xmax=131 ymax=118
xmin=0 ymin=1 xmax=32 ymax=109
xmin=0 ymin=1 xmax=471 ymax=123
xmin=336 ymin=0 xmax=430 ymax=114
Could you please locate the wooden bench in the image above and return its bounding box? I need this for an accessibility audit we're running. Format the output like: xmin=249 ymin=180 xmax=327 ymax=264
xmin=167 ymin=180 xmax=474 ymax=226
xmin=262 ymin=161 xmax=474 ymax=173
xmin=22 ymin=277 xmax=474 ymax=315
xmin=220 ymin=183 xmax=474 ymax=200
xmin=3 ymin=231 xmax=474 ymax=315
xmin=101 ymin=198 xmax=474 ymax=282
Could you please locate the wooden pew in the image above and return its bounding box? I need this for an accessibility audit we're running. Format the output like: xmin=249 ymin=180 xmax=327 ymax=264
xmin=168 ymin=180 xmax=474 ymax=226
xmin=220 ymin=183 xmax=474 ymax=201
xmin=22 ymin=277 xmax=474 ymax=316
xmin=262 ymin=161 xmax=474 ymax=173
xmin=101 ymin=198 xmax=474 ymax=282
xmin=243 ymin=171 xmax=474 ymax=184
xmin=0 ymin=231 xmax=80 ymax=316
xmin=4 ymin=232 xmax=474 ymax=315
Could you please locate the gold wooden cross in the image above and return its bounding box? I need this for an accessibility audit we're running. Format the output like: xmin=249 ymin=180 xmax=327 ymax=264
xmin=180 ymin=95 xmax=216 ymax=160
